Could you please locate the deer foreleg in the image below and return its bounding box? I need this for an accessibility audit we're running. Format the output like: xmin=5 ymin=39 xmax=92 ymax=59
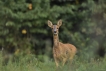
xmin=62 ymin=58 xmax=67 ymax=66
xmin=54 ymin=58 xmax=59 ymax=67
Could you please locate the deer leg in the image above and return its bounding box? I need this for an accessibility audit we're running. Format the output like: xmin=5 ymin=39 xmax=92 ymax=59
xmin=69 ymin=54 xmax=75 ymax=64
xmin=62 ymin=58 xmax=67 ymax=66
xmin=54 ymin=58 xmax=59 ymax=67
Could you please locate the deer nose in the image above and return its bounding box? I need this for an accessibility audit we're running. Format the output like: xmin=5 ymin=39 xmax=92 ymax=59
xmin=54 ymin=31 xmax=57 ymax=33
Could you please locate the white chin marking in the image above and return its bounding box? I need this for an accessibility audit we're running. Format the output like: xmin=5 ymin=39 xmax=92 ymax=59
xmin=54 ymin=33 xmax=57 ymax=35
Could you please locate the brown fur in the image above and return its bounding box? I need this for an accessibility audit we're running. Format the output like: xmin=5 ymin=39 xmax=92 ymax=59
xmin=48 ymin=20 xmax=77 ymax=67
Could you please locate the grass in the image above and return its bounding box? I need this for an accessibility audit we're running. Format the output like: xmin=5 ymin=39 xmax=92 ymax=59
xmin=0 ymin=53 xmax=106 ymax=71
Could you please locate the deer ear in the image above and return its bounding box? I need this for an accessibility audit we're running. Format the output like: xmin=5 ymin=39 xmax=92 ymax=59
xmin=57 ymin=19 xmax=62 ymax=27
xmin=48 ymin=20 xmax=53 ymax=28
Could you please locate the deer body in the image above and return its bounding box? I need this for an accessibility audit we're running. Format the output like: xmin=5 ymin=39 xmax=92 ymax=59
xmin=48 ymin=20 xmax=77 ymax=67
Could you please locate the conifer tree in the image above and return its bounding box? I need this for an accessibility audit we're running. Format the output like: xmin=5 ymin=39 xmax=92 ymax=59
xmin=0 ymin=0 xmax=50 ymax=54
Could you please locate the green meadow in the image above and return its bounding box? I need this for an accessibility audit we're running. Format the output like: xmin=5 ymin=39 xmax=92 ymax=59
xmin=0 ymin=53 xmax=106 ymax=71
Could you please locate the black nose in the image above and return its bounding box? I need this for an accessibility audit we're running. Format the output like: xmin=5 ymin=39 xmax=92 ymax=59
xmin=54 ymin=31 xmax=56 ymax=33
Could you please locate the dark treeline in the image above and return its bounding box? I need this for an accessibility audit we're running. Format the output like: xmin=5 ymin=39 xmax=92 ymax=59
xmin=0 ymin=0 xmax=106 ymax=59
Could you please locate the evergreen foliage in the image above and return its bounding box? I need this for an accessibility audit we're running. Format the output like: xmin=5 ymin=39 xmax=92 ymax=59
xmin=0 ymin=0 xmax=106 ymax=59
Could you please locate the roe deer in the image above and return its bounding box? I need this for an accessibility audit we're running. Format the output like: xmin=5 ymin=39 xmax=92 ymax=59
xmin=47 ymin=20 xmax=77 ymax=67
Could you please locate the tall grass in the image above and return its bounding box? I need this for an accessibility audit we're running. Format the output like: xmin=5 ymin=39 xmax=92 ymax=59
xmin=0 ymin=52 xmax=106 ymax=71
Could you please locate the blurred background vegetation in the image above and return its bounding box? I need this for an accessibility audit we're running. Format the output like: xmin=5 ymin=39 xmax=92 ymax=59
xmin=0 ymin=0 xmax=106 ymax=61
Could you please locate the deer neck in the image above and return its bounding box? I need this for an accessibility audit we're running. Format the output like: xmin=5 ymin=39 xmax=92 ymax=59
xmin=53 ymin=34 xmax=59 ymax=47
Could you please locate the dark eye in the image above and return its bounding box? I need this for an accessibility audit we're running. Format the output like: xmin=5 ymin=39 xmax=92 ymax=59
xmin=57 ymin=28 xmax=59 ymax=29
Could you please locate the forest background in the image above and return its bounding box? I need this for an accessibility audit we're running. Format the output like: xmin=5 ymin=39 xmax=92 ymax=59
xmin=0 ymin=0 xmax=106 ymax=61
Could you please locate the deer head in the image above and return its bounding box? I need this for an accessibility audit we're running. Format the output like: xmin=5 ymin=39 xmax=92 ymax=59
xmin=48 ymin=20 xmax=62 ymax=35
